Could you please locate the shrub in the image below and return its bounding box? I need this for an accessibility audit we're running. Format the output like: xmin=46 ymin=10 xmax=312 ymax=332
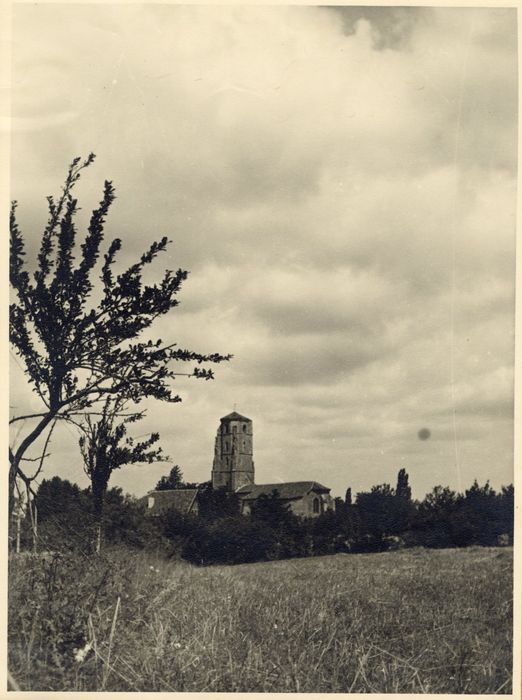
xmin=182 ymin=517 xmax=278 ymax=565
xmin=196 ymin=484 xmax=240 ymax=521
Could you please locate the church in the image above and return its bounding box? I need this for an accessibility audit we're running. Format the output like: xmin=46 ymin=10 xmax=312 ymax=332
xmin=143 ymin=411 xmax=334 ymax=518
xmin=213 ymin=411 xmax=333 ymax=517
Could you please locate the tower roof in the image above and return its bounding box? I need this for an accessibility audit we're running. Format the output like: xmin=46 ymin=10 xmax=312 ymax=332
xmin=220 ymin=411 xmax=252 ymax=423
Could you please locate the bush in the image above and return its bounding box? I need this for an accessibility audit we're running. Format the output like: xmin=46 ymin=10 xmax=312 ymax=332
xmin=310 ymin=506 xmax=362 ymax=555
xmin=411 ymin=482 xmax=514 ymax=548
xmin=182 ymin=517 xmax=278 ymax=565
xmin=196 ymin=485 xmax=240 ymax=521
xmin=22 ymin=476 xmax=516 ymax=569
xmin=22 ymin=479 xmax=165 ymax=556
xmin=102 ymin=491 xmax=166 ymax=552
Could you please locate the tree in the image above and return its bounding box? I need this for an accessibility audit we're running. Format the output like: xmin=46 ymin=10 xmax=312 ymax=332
xmin=392 ymin=468 xmax=415 ymax=534
xmin=419 ymin=485 xmax=457 ymax=515
xmin=356 ymin=484 xmax=397 ymax=544
xmin=250 ymin=490 xmax=302 ymax=558
xmin=355 ymin=482 xmax=415 ymax=545
xmin=498 ymin=484 xmax=514 ymax=540
xmin=196 ymin=483 xmax=240 ymax=521
xmin=9 ymin=154 xmax=230 ymax=522
xmin=311 ymin=508 xmax=359 ymax=555
xmin=453 ymin=480 xmax=502 ymax=546
xmin=345 ymin=487 xmax=352 ymax=507
xmin=79 ymin=397 xmax=167 ymax=552
xmin=396 ymin=468 xmax=412 ymax=501
xmin=250 ymin=490 xmax=295 ymax=530
xmin=30 ymin=477 xmax=163 ymax=553
xmin=162 ymin=508 xmax=200 ymax=555
xmin=414 ymin=485 xmax=458 ymax=548
xmin=181 ymin=517 xmax=278 ymax=566
xmin=334 ymin=496 xmax=345 ymax=513
xmin=30 ymin=476 xmax=93 ymax=552
xmin=155 ymin=465 xmax=185 ymax=491
xmin=101 ymin=487 xmax=163 ymax=550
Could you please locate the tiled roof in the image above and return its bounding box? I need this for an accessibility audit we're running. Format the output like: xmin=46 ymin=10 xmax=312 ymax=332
xmin=138 ymin=489 xmax=199 ymax=515
xmin=220 ymin=411 xmax=252 ymax=423
xmin=236 ymin=481 xmax=330 ymax=501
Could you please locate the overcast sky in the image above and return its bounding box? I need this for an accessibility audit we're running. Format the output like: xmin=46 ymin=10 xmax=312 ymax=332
xmin=10 ymin=5 xmax=517 ymax=500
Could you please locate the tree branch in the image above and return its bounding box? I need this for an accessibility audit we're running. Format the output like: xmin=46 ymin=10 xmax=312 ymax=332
xmin=10 ymin=412 xmax=53 ymax=425
xmin=29 ymin=418 xmax=57 ymax=482
xmin=12 ymin=411 xmax=57 ymax=468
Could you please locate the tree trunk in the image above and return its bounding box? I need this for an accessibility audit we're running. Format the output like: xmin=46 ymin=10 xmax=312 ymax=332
xmin=9 ymin=457 xmax=21 ymax=550
xmin=92 ymin=483 xmax=105 ymax=554
xmin=8 ymin=459 xmax=18 ymax=528
xmin=95 ymin=521 xmax=102 ymax=555
xmin=15 ymin=507 xmax=21 ymax=554
xmin=33 ymin=505 xmax=38 ymax=554
xmin=9 ymin=410 xmax=56 ymax=521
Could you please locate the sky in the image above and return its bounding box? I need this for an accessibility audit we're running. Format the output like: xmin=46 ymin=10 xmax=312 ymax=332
xmin=9 ymin=5 xmax=517 ymax=500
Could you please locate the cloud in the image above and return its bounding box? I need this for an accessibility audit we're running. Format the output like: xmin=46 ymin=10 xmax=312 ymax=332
xmin=9 ymin=5 xmax=516 ymax=499
xmin=325 ymin=6 xmax=429 ymax=50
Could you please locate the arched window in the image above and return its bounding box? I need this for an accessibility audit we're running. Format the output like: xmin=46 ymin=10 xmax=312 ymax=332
xmin=242 ymin=424 xmax=247 ymax=433
xmin=313 ymin=497 xmax=320 ymax=514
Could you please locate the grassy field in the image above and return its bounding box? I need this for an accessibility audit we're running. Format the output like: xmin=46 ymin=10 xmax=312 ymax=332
xmin=9 ymin=546 xmax=512 ymax=693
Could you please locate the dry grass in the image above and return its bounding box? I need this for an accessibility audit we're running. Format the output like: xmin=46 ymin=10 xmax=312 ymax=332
xmin=9 ymin=546 xmax=512 ymax=692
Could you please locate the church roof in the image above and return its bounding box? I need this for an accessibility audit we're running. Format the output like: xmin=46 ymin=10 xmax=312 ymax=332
xmin=236 ymin=481 xmax=330 ymax=501
xmin=139 ymin=489 xmax=199 ymax=516
xmin=220 ymin=411 xmax=252 ymax=423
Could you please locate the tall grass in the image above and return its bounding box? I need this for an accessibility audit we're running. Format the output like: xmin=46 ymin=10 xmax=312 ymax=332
xmin=9 ymin=546 xmax=512 ymax=692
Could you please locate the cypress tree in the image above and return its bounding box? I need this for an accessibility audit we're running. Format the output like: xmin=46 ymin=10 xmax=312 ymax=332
xmin=396 ymin=468 xmax=412 ymax=501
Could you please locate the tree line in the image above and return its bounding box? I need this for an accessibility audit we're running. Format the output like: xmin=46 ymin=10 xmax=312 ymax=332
xmin=9 ymin=157 xmax=514 ymax=564
xmin=17 ymin=469 xmax=513 ymax=565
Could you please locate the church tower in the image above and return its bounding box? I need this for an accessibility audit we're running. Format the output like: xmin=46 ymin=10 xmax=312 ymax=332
xmin=212 ymin=412 xmax=254 ymax=491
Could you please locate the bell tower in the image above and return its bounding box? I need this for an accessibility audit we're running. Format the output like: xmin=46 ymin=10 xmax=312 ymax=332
xmin=212 ymin=412 xmax=254 ymax=491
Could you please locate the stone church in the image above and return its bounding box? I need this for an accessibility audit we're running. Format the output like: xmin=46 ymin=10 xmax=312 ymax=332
xmin=143 ymin=411 xmax=333 ymax=518
xmin=213 ymin=411 xmax=333 ymax=517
